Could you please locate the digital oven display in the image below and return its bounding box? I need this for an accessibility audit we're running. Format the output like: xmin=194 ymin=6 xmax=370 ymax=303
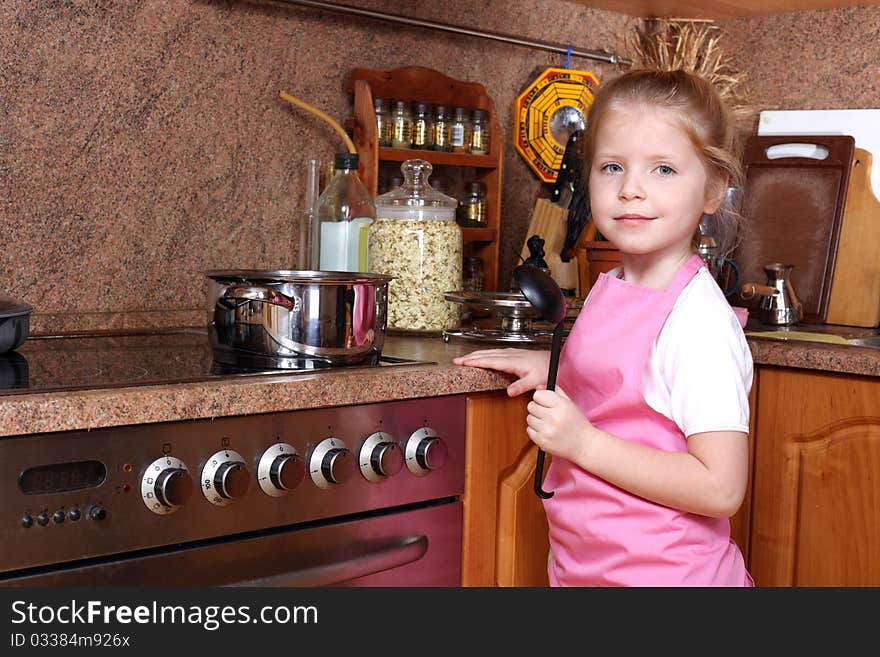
xmin=18 ymin=461 xmax=107 ymax=495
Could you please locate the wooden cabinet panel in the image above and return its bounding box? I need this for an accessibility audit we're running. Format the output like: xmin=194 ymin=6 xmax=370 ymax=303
xmin=461 ymin=392 xmax=530 ymax=586
xmin=750 ymin=367 xmax=880 ymax=586
xmin=496 ymin=443 xmax=550 ymax=587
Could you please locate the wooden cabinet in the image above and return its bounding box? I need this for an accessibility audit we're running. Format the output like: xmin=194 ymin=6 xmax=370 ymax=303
xmin=464 ymin=364 xmax=880 ymax=587
xmin=462 ymin=391 xmax=549 ymax=587
xmin=748 ymin=366 xmax=880 ymax=586
xmin=566 ymin=0 xmax=880 ymax=19
xmin=346 ymin=66 xmax=502 ymax=291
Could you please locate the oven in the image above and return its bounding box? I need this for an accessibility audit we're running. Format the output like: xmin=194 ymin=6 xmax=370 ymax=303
xmin=0 ymin=395 xmax=465 ymax=587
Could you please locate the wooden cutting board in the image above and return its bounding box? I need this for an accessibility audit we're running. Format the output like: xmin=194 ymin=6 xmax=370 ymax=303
xmin=825 ymin=148 xmax=880 ymax=327
xmin=735 ymin=135 xmax=855 ymax=323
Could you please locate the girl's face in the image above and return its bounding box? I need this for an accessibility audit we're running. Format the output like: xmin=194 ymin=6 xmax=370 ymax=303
xmin=588 ymin=103 xmax=724 ymax=266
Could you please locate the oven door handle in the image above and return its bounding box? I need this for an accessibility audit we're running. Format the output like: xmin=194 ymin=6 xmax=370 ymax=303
xmin=226 ymin=534 xmax=429 ymax=587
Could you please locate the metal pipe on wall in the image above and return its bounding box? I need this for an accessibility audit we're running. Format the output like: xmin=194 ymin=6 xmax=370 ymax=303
xmin=269 ymin=0 xmax=632 ymax=66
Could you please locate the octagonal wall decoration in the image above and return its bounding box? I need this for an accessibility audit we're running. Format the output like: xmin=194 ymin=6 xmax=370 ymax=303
xmin=514 ymin=67 xmax=599 ymax=183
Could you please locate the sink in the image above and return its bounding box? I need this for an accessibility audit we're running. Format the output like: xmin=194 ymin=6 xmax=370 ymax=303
xmin=846 ymin=335 xmax=880 ymax=348
xmin=745 ymin=321 xmax=880 ymax=348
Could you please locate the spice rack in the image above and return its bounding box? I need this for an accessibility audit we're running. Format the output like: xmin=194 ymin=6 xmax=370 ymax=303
xmin=346 ymin=66 xmax=502 ymax=292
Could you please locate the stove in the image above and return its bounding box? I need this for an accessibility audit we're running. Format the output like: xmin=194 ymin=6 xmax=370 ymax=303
xmin=0 ymin=330 xmax=464 ymax=587
xmin=0 ymin=328 xmax=431 ymax=395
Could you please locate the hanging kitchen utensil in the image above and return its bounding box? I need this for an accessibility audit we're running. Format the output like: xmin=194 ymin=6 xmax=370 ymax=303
xmin=514 ymin=68 xmax=598 ymax=183
xmin=512 ymin=263 xmax=568 ymax=499
xmin=553 ymin=129 xmax=591 ymax=263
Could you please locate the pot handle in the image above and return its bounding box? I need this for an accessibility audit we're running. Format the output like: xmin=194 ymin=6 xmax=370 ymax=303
xmin=222 ymin=285 xmax=301 ymax=312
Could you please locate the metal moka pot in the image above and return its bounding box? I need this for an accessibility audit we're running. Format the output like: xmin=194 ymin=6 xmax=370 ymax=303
xmin=739 ymin=263 xmax=804 ymax=325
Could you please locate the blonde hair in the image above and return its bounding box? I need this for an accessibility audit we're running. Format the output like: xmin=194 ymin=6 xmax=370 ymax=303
xmin=583 ymin=68 xmax=744 ymax=257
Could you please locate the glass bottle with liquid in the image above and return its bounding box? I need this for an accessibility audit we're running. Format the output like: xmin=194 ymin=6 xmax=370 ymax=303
xmin=390 ymin=100 xmax=413 ymax=149
xmin=316 ymin=152 xmax=374 ymax=272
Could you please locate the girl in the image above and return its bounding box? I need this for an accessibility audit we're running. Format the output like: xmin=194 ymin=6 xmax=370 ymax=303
xmin=454 ymin=69 xmax=754 ymax=587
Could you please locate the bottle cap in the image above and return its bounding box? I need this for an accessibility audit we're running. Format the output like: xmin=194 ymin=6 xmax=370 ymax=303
xmin=334 ymin=153 xmax=359 ymax=170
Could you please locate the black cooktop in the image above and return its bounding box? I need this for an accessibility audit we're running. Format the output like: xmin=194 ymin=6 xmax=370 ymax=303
xmin=0 ymin=329 xmax=429 ymax=395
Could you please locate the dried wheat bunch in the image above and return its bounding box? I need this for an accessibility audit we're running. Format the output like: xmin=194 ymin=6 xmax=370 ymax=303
xmin=624 ymin=19 xmax=750 ymax=124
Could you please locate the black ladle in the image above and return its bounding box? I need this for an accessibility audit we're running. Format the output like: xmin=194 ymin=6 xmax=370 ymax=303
xmin=513 ymin=263 xmax=567 ymax=499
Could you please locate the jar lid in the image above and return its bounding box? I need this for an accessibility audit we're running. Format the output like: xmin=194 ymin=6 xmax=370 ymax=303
xmin=0 ymin=294 xmax=32 ymax=319
xmin=375 ymin=160 xmax=458 ymax=219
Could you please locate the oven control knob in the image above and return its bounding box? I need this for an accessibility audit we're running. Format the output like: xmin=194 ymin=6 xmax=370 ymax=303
xmin=202 ymin=450 xmax=250 ymax=506
xmin=405 ymin=427 xmax=448 ymax=476
xmin=359 ymin=431 xmax=404 ymax=482
xmin=309 ymin=437 xmax=355 ymax=489
xmin=142 ymin=456 xmax=192 ymax=515
xmin=258 ymin=443 xmax=305 ymax=497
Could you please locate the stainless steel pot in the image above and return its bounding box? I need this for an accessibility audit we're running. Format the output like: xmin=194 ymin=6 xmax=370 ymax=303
xmin=0 ymin=294 xmax=32 ymax=354
xmin=206 ymin=270 xmax=392 ymax=367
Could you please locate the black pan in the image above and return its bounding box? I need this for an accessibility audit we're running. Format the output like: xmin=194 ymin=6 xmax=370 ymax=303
xmin=0 ymin=294 xmax=32 ymax=354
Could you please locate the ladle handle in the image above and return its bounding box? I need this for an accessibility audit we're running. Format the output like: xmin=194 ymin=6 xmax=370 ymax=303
xmin=534 ymin=321 xmax=564 ymax=499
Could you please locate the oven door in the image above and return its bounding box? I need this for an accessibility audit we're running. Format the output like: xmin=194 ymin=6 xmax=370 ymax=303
xmin=1 ymin=501 xmax=461 ymax=587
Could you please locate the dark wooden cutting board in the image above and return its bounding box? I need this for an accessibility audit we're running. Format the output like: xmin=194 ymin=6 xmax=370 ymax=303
xmin=735 ymin=135 xmax=855 ymax=322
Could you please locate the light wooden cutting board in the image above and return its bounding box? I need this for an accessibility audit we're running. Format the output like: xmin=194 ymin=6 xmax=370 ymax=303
xmin=825 ymin=148 xmax=880 ymax=327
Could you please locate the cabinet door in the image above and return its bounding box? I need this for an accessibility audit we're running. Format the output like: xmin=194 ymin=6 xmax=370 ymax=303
xmin=462 ymin=392 xmax=548 ymax=586
xmin=750 ymin=367 xmax=880 ymax=586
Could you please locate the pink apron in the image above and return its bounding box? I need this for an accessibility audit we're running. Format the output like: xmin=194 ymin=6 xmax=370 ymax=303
xmin=544 ymin=254 xmax=752 ymax=587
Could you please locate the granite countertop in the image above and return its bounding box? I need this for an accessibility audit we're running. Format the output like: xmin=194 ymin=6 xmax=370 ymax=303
xmin=1 ymin=332 xmax=878 ymax=438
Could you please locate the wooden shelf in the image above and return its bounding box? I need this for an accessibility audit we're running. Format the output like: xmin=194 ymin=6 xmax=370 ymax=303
xmin=346 ymin=66 xmax=504 ymax=291
xmin=377 ymin=147 xmax=497 ymax=169
xmin=461 ymin=227 xmax=497 ymax=242
xmin=566 ymin=0 xmax=879 ymax=19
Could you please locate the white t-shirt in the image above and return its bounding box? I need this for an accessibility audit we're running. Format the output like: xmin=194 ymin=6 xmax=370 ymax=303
xmin=607 ymin=265 xmax=753 ymax=437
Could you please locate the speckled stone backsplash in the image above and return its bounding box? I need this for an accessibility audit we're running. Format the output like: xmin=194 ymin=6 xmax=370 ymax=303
xmin=3 ymin=1 xmax=879 ymax=334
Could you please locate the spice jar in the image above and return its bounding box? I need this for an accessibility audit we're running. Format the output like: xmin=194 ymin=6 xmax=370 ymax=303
xmin=458 ymin=181 xmax=487 ymax=227
xmin=450 ymin=107 xmax=471 ymax=153
xmin=433 ymin=105 xmax=452 ymax=152
xmin=411 ymin=102 xmax=434 ymax=150
xmin=390 ymin=100 xmax=413 ymax=149
xmin=370 ymin=159 xmax=462 ymax=333
xmin=468 ymin=108 xmax=490 ymax=155
xmin=373 ymin=97 xmax=392 ymax=147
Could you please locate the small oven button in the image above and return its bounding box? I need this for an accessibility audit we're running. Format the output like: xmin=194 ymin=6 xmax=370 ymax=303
xmin=202 ymin=450 xmax=250 ymax=506
xmin=142 ymin=456 xmax=192 ymax=515
xmin=88 ymin=506 xmax=107 ymax=521
xmin=68 ymin=508 xmax=81 ymax=522
xmin=36 ymin=513 xmax=50 ymax=527
xmin=359 ymin=432 xmax=404 ymax=482
xmin=52 ymin=511 xmax=65 ymax=524
xmin=309 ymin=437 xmax=355 ymax=489
xmin=258 ymin=444 xmax=305 ymax=497
xmin=21 ymin=514 xmax=33 ymax=529
xmin=405 ymin=427 xmax=448 ymax=476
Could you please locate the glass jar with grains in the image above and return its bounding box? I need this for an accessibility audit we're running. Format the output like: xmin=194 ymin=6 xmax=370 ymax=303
xmin=370 ymin=159 xmax=462 ymax=333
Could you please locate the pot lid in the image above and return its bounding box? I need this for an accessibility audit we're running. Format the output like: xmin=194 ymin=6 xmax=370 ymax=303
xmin=205 ymin=270 xmax=393 ymax=284
xmin=0 ymin=294 xmax=32 ymax=318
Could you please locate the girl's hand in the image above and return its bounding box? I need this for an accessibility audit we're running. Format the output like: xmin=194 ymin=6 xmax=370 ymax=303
xmin=526 ymin=387 xmax=594 ymax=464
xmin=453 ymin=348 xmax=550 ymax=397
